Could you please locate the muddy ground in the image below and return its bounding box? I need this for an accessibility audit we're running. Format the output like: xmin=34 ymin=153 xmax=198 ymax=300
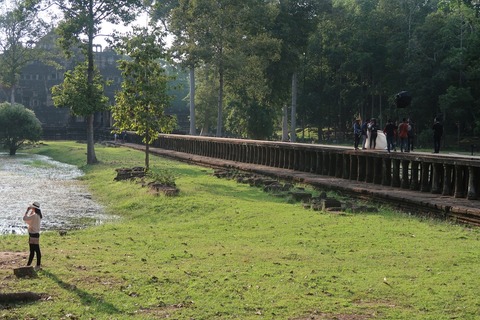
xmin=0 ymin=252 xmax=28 ymax=270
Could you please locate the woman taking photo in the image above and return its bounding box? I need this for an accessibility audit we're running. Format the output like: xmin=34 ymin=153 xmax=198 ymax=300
xmin=23 ymin=202 xmax=43 ymax=271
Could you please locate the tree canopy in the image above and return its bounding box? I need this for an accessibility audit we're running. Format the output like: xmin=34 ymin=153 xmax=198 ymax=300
xmin=2 ymin=0 xmax=480 ymax=149
xmin=149 ymin=0 xmax=480 ymax=147
xmin=51 ymin=62 xmax=110 ymax=117
xmin=0 ymin=0 xmax=49 ymax=103
xmin=0 ymin=102 xmax=42 ymax=155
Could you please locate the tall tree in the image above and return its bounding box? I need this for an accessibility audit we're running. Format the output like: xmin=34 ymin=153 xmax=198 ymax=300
xmin=152 ymin=0 xmax=200 ymax=135
xmin=267 ymin=0 xmax=322 ymax=142
xmin=112 ymin=27 xmax=176 ymax=171
xmin=51 ymin=0 xmax=142 ymax=164
xmin=0 ymin=0 xmax=48 ymax=103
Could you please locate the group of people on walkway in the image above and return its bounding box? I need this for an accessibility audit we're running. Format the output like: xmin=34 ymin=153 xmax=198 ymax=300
xmin=353 ymin=118 xmax=381 ymax=150
xmin=353 ymin=117 xmax=443 ymax=153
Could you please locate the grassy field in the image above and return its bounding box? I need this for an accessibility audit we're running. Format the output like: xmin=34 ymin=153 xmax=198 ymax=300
xmin=1 ymin=141 xmax=480 ymax=319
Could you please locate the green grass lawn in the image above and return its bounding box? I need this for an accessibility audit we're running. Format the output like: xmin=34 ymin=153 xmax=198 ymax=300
xmin=1 ymin=141 xmax=480 ymax=319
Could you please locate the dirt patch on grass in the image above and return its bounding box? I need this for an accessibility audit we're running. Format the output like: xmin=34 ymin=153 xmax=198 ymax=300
xmin=0 ymin=251 xmax=28 ymax=270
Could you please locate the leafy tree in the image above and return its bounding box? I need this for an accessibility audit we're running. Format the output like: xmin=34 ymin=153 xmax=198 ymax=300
xmin=112 ymin=27 xmax=176 ymax=171
xmin=172 ymin=0 xmax=275 ymax=137
xmin=51 ymin=62 xmax=110 ymax=139
xmin=0 ymin=102 xmax=42 ymax=155
xmin=0 ymin=0 xmax=49 ymax=103
xmin=266 ymin=0 xmax=322 ymax=142
xmin=194 ymin=64 xmax=218 ymax=135
xmin=50 ymin=0 xmax=142 ymax=164
xmin=225 ymin=99 xmax=275 ymax=140
xmin=153 ymin=0 xmax=200 ymax=135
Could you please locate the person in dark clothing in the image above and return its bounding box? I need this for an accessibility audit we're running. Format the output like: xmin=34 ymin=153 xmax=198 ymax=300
xmin=368 ymin=119 xmax=378 ymax=149
xmin=383 ymin=119 xmax=396 ymax=153
xmin=353 ymin=118 xmax=362 ymax=150
xmin=361 ymin=119 xmax=369 ymax=150
xmin=432 ymin=118 xmax=443 ymax=153
xmin=407 ymin=118 xmax=415 ymax=151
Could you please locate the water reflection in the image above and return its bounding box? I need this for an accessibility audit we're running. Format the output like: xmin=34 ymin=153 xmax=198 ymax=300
xmin=0 ymin=153 xmax=114 ymax=235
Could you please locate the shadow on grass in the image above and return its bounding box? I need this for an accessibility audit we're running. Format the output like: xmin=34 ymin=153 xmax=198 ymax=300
xmin=42 ymin=270 xmax=120 ymax=315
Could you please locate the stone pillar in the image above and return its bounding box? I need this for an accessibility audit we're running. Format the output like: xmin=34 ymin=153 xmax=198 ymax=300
xmin=322 ymin=151 xmax=329 ymax=175
xmin=401 ymin=160 xmax=410 ymax=189
xmin=286 ymin=149 xmax=292 ymax=170
xmin=350 ymin=154 xmax=358 ymax=180
xmin=382 ymin=158 xmax=391 ymax=186
xmin=298 ymin=149 xmax=304 ymax=171
xmin=374 ymin=158 xmax=382 ymax=184
xmin=336 ymin=154 xmax=344 ymax=178
xmin=278 ymin=148 xmax=284 ymax=168
xmin=410 ymin=161 xmax=420 ymax=190
xmin=315 ymin=151 xmax=322 ymax=174
xmin=366 ymin=157 xmax=374 ymax=183
xmin=307 ymin=151 xmax=317 ymax=173
xmin=292 ymin=149 xmax=298 ymax=170
xmin=442 ymin=164 xmax=452 ymax=196
xmin=304 ymin=150 xmax=310 ymax=172
xmin=276 ymin=148 xmax=281 ymax=168
xmin=342 ymin=154 xmax=350 ymax=179
xmin=420 ymin=162 xmax=430 ymax=192
xmin=454 ymin=165 xmax=465 ymax=198
xmin=467 ymin=166 xmax=477 ymax=200
xmin=391 ymin=159 xmax=401 ymax=188
xmin=357 ymin=156 xmax=366 ymax=182
xmin=329 ymin=153 xmax=336 ymax=177
xmin=431 ymin=163 xmax=442 ymax=194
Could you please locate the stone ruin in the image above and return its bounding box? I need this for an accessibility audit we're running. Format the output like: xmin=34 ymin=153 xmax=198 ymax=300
xmin=114 ymin=167 xmax=179 ymax=196
xmin=213 ymin=169 xmax=379 ymax=214
xmin=114 ymin=167 xmax=146 ymax=181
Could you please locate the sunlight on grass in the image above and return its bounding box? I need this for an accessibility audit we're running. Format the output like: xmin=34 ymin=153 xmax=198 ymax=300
xmin=1 ymin=141 xmax=480 ymax=319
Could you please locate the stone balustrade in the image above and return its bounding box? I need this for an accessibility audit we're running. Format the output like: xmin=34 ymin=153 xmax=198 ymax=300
xmin=134 ymin=134 xmax=480 ymax=201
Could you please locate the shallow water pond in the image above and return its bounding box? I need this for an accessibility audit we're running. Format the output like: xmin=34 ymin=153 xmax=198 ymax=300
xmin=0 ymin=153 xmax=114 ymax=235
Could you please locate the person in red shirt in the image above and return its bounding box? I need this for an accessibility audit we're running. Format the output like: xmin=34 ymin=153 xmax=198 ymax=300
xmin=398 ymin=118 xmax=410 ymax=152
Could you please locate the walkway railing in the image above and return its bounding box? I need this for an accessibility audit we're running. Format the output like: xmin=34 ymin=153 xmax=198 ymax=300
xmin=132 ymin=134 xmax=480 ymax=201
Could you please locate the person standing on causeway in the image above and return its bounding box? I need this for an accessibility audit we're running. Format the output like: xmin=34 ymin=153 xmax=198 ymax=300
xmin=23 ymin=202 xmax=43 ymax=271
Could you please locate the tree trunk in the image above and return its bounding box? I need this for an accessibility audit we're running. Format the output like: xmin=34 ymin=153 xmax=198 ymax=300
xmin=282 ymin=105 xmax=289 ymax=142
xmin=86 ymin=114 xmax=97 ymax=164
xmin=290 ymin=72 xmax=298 ymax=142
xmin=85 ymin=0 xmax=97 ymax=165
xmin=216 ymin=69 xmax=224 ymax=137
xmin=189 ymin=67 xmax=196 ymax=135
xmin=145 ymin=143 xmax=150 ymax=171
xmin=145 ymin=130 xmax=150 ymax=171
xmin=10 ymin=85 xmax=16 ymax=104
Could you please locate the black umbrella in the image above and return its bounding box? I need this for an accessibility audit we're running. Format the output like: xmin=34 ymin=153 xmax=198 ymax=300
xmin=395 ymin=91 xmax=412 ymax=108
